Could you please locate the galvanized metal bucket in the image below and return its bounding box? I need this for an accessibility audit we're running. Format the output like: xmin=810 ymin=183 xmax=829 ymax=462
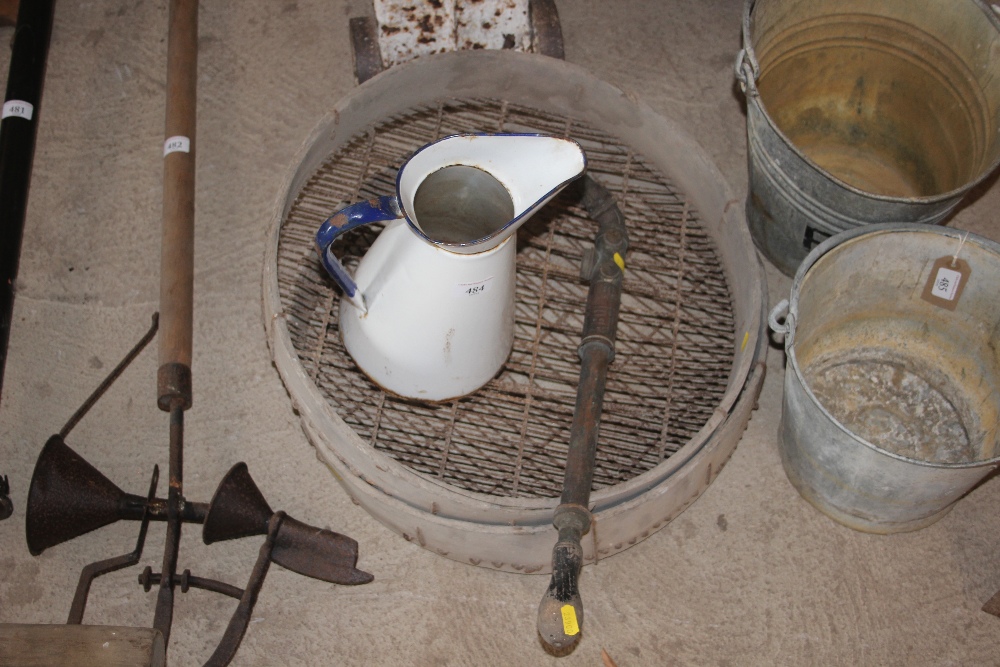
xmin=770 ymin=224 xmax=1000 ymax=533
xmin=738 ymin=0 xmax=1000 ymax=276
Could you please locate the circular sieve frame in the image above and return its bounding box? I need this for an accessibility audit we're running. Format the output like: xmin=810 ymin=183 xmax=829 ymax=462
xmin=263 ymin=51 xmax=767 ymax=572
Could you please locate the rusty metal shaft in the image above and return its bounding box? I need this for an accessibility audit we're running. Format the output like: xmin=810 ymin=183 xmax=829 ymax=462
xmin=538 ymin=176 xmax=628 ymax=654
xmin=152 ymin=404 xmax=185 ymax=644
xmin=560 ymin=179 xmax=628 ymax=509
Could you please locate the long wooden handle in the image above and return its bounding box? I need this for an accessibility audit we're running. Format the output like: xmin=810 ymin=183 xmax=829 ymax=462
xmin=157 ymin=0 xmax=198 ymax=412
xmin=151 ymin=0 xmax=198 ymax=651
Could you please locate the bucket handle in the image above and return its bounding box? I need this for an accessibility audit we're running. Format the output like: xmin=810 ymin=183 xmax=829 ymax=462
xmin=768 ymin=298 xmax=791 ymax=337
xmin=314 ymin=195 xmax=404 ymax=313
xmin=735 ymin=0 xmax=760 ymax=94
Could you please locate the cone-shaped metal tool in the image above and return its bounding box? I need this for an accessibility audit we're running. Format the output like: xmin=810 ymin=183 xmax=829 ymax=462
xmin=202 ymin=462 xmax=272 ymax=545
xmin=26 ymin=435 xmax=148 ymax=556
xmin=202 ymin=462 xmax=373 ymax=586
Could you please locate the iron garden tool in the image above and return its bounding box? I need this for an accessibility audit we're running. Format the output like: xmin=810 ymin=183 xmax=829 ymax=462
xmin=13 ymin=1 xmax=373 ymax=664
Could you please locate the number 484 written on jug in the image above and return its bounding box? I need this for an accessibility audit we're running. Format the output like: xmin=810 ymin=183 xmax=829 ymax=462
xmin=455 ymin=277 xmax=493 ymax=297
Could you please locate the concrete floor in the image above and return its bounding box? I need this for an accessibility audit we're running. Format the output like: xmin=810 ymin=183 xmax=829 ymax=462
xmin=1 ymin=1 xmax=999 ymax=665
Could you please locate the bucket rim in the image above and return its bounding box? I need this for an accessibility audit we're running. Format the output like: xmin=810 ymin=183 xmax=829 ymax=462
xmin=741 ymin=0 xmax=1000 ymax=207
xmin=783 ymin=223 xmax=1000 ymax=470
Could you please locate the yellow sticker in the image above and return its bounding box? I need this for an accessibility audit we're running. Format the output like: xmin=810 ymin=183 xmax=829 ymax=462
xmin=740 ymin=331 xmax=749 ymax=351
xmin=613 ymin=252 xmax=625 ymax=273
xmin=560 ymin=604 xmax=580 ymax=636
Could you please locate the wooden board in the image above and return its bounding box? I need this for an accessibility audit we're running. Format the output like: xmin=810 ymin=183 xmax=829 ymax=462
xmin=0 ymin=625 xmax=165 ymax=667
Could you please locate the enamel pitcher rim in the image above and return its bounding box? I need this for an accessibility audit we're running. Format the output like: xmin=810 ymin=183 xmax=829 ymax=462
xmin=396 ymin=132 xmax=588 ymax=252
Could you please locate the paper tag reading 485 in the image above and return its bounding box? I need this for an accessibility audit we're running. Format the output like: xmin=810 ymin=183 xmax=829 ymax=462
xmin=921 ymin=256 xmax=971 ymax=311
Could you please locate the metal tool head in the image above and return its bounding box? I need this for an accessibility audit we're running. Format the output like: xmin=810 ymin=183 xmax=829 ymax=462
xmin=202 ymin=462 xmax=273 ymax=545
xmin=271 ymin=514 xmax=373 ymax=586
xmin=202 ymin=463 xmax=373 ymax=585
xmin=984 ymin=589 xmax=1000 ymax=619
xmin=26 ymin=435 xmax=135 ymax=556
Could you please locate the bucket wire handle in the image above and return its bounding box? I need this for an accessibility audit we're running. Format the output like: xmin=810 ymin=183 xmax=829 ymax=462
xmin=314 ymin=195 xmax=404 ymax=313
xmin=735 ymin=0 xmax=760 ymax=94
xmin=768 ymin=298 xmax=791 ymax=337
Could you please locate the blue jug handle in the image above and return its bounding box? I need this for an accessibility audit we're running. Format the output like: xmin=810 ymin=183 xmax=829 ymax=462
xmin=314 ymin=195 xmax=404 ymax=312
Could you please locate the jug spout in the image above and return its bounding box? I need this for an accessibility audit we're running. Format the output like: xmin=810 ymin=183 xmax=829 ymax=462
xmin=397 ymin=133 xmax=587 ymax=253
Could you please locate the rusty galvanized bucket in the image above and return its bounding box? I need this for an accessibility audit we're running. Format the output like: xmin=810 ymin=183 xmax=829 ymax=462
xmin=770 ymin=224 xmax=1000 ymax=533
xmin=738 ymin=0 xmax=1000 ymax=276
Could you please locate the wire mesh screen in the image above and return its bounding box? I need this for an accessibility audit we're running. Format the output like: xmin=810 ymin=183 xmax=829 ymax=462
xmin=276 ymin=98 xmax=735 ymax=499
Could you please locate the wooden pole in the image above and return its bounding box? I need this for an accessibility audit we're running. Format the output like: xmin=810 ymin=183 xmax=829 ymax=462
xmin=152 ymin=0 xmax=198 ymax=650
xmin=157 ymin=0 xmax=198 ymax=413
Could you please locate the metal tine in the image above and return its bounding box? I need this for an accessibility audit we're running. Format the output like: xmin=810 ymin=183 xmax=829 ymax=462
xmin=67 ymin=464 xmax=160 ymax=625
xmin=59 ymin=313 xmax=159 ymax=439
xmin=203 ymin=513 xmax=283 ymax=667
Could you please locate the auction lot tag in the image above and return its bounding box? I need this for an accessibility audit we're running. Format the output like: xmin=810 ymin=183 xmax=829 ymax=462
xmin=560 ymin=604 xmax=580 ymax=636
xmin=454 ymin=277 xmax=493 ymax=298
xmin=921 ymin=256 xmax=971 ymax=311
xmin=163 ymin=135 xmax=191 ymax=156
xmin=2 ymin=100 xmax=33 ymax=120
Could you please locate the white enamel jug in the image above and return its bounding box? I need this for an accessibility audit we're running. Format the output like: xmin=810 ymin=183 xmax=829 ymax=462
xmin=315 ymin=133 xmax=586 ymax=401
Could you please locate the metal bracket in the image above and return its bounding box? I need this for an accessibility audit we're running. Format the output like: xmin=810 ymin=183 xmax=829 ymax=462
xmin=349 ymin=16 xmax=384 ymax=84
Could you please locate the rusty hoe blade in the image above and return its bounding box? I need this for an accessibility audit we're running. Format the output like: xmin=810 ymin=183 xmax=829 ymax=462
xmin=202 ymin=462 xmax=374 ymax=583
xmin=272 ymin=515 xmax=374 ymax=586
